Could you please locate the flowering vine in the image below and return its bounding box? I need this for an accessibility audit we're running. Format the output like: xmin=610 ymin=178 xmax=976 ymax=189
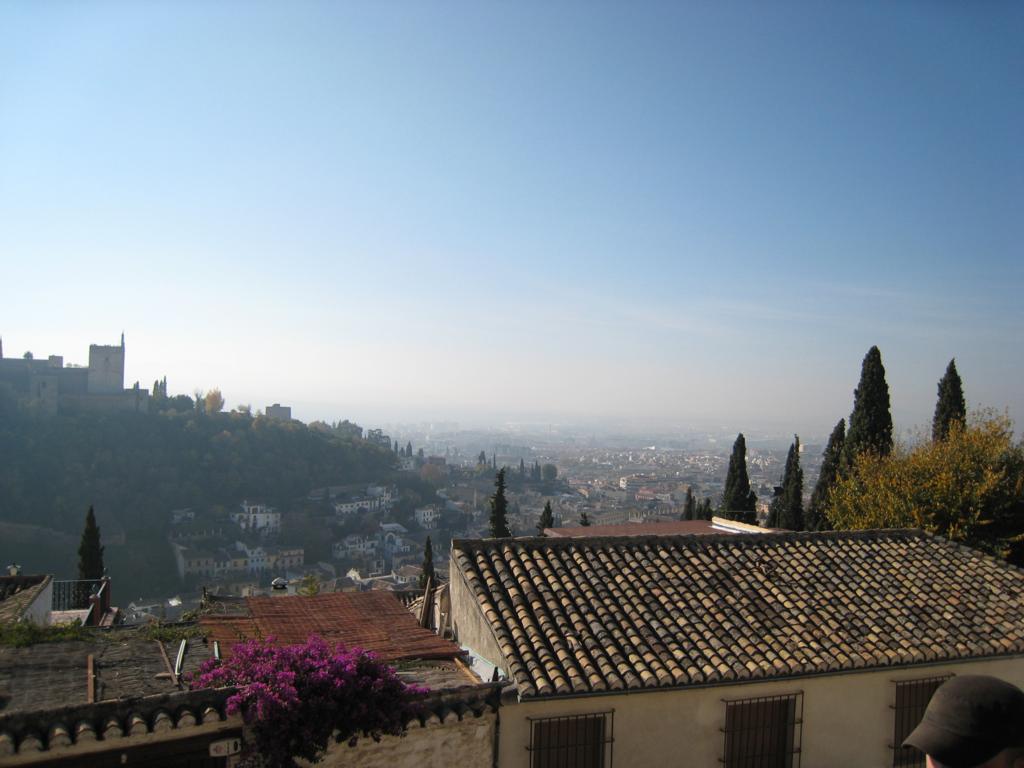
xmin=190 ymin=635 xmax=427 ymax=767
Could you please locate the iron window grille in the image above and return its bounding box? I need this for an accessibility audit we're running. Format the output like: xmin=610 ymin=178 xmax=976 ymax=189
xmin=891 ymin=675 xmax=953 ymax=767
xmin=527 ymin=710 xmax=614 ymax=768
xmin=721 ymin=692 xmax=803 ymax=768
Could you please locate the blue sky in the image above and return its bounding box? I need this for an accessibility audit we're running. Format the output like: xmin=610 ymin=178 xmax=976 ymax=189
xmin=1 ymin=2 xmax=1021 ymax=436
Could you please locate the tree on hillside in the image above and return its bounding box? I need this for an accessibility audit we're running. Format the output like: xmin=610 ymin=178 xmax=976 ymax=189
xmin=542 ymin=464 xmax=558 ymax=482
xmin=768 ymin=436 xmax=804 ymax=530
xmin=697 ymin=498 xmax=714 ymax=521
xmin=933 ymin=359 xmax=967 ymax=442
xmin=826 ymin=412 xmax=1024 ymax=565
xmin=842 ymin=346 xmax=893 ymax=467
xmin=78 ymin=506 xmax=104 ymax=581
xmin=406 ymin=441 xmax=413 ymax=458
xmin=477 ymin=451 xmax=487 ymax=466
xmin=489 ymin=468 xmax=512 ymax=538
xmin=537 ymin=501 xmax=554 ymax=535
xmin=419 ymin=536 xmax=435 ymax=589
xmin=721 ymin=434 xmax=757 ymax=523
xmin=681 ymin=486 xmax=696 ymax=521
xmin=204 ymin=388 xmax=225 ymax=415
xmin=579 ymin=510 xmax=591 ymax=527
xmin=806 ymin=419 xmax=844 ymax=531
xmin=519 ymin=458 xmax=526 ymax=477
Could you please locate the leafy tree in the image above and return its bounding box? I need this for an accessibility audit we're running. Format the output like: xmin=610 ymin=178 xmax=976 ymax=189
xmin=489 ymin=468 xmax=512 ymax=538
xmin=681 ymin=486 xmax=696 ymax=521
xmin=721 ymin=434 xmax=757 ymax=523
xmin=826 ymin=412 xmax=1024 ymax=564
xmin=78 ymin=505 xmax=104 ymax=580
xmin=537 ymin=501 xmax=554 ymax=535
xmin=842 ymin=346 xmax=893 ymax=467
xmin=417 ymin=448 xmax=424 ymax=460
xmin=541 ymin=463 xmax=558 ymax=482
xmin=297 ymin=573 xmax=321 ymax=597
xmin=22 ymin=351 xmax=33 ymax=360
xmin=933 ymin=359 xmax=966 ymax=442
xmin=769 ymin=436 xmax=804 ymax=530
xmin=419 ymin=536 xmax=435 ymax=589
xmin=806 ymin=419 xmax=844 ymax=531
xmin=579 ymin=510 xmax=591 ymax=527
xmin=203 ymin=388 xmax=225 ymax=415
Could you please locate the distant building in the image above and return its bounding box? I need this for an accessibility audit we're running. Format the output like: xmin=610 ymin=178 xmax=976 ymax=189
xmin=265 ymin=403 xmax=291 ymax=421
xmin=0 ymin=334 xmax=149 ymax=414
xmin=415 ymin=506 xmax=442 ymax=529
xmin=231 ymin=500 xmax=281 ymax=535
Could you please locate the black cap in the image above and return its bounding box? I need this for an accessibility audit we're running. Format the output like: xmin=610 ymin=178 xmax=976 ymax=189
xmin=903 ymin=675 xmax=1024 ymax=768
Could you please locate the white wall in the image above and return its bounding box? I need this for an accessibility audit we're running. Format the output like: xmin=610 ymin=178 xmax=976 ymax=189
xmin=495 ymin=656 xmax=1024 ymax=768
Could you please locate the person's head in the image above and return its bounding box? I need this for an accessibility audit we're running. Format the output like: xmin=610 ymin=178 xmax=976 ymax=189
xmin=905 ymin=675 xmax=1024 ymax=768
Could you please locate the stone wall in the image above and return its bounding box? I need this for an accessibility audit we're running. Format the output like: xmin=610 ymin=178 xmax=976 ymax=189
xmin=314 ymin=710 xmax=496 ymax=768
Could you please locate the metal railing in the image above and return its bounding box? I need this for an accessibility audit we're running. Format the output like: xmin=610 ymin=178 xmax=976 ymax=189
xmin=527 ymin=710 xmax=614 ymax=768
xmin=720 ymin=692 xmax=803 ymax=768
xmin=891 ymin=675 xmax=953 ymax=767
xmin=52 ymin=577 xmax=110 ymax=625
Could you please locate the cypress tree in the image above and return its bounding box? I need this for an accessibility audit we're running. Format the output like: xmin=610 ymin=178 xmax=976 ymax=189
xmin=774 ymin=436 xmax=804 ymax=531
xmin=933 ymin=359 xmax=966 ymax=442
xmin=419 ymin=536 xmax=436 ymax=589
xmin=699 ymin=498 xmax=713 ymax=520
xmin=537 ymin=501 xmax=554 ymax=535
xmin=579 ymin=510 xmax=591 ymax=527
xmin=406 ymin=441 xmax=413 ymax=457
xmin=78 ymin=505 xmax=104 ymax=581
xmin=842 ymin=346 xmax=893 ymax=467
xmin=721 ymin=433 xmax=757 ymax=523
xmin=489 ymin=468 xmax=512 ymax=538
xmin=681 ymin=486 xmax=696 ymax=521
xmin=806 ymin=419 xmax=844 ymax=531
xmin=520 ymin=458 xmax=526 ymax=477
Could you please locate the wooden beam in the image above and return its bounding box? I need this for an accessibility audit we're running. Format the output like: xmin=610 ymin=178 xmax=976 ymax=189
xmin=86 ymin=654 xmax=95 ymax=703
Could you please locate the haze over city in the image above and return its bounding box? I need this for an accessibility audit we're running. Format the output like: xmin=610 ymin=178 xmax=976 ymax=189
xmin=2 ymin=2 xmax=1021 ymax=437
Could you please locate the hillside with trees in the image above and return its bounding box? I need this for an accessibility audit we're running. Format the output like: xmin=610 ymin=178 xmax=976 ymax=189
xmin=0 ymin=385 xmax=395 ymax=594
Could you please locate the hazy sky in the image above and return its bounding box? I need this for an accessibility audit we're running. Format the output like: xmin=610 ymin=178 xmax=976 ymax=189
xmin=1 ymin=2 xmax=1021 ymax=437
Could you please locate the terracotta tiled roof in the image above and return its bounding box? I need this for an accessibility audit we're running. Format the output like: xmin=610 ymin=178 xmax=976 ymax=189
xmin=452 ymin=530 xmax=1024 ymax=699
xmin=200 ymin=591 xmax=463 ymax=662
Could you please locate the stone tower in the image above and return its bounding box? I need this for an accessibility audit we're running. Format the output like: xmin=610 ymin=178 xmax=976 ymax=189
xmin=86 ymin=334 xmax=125 ymax=395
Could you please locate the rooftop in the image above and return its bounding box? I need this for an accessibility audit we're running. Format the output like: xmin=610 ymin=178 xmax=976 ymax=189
xmin=0 ymin=626 xmax=212 ymax=714
xmin=199 ymin=591 xmax=465 ymax=662
xmin=452 ymin=529 xmax=1024 ymax=699
xmin=0 ymin=576 xmax=51 ymax=624
xmin=543 ymin=517 xmax=768 ymax=538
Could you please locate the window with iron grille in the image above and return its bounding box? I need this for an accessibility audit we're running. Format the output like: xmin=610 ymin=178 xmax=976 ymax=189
xmin=527 ymin=710 xmax=614 ymax=768
xmin=721 ymin=692 xmax=803 ymax=768
xmin=892 ymin=675 xmax=953 ymax=767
